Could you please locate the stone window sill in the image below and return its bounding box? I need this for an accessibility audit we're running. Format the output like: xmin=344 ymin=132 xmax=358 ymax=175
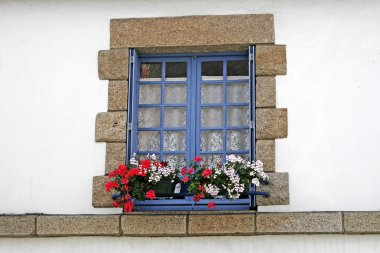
xmin=1 ymin=212 xmax=380 ymax=237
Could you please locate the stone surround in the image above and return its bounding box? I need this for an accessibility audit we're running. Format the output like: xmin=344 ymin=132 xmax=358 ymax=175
xmin=1 ymin=212 xmax=380 ymax=237
xmin=94 ymin=14 xmax=289 ymax=207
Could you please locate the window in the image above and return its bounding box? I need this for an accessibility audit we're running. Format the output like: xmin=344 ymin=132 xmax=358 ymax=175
xmin=126 ymin=48 xmax=257 ymax=210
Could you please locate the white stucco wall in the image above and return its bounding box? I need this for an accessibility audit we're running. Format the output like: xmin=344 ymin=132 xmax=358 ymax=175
xmin=1 ymin=0 xmax=380 ymax=214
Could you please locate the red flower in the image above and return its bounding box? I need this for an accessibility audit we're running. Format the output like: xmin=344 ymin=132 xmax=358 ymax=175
xmin=145 ymin=190 xmax=156 ymax=200
xmin=182 ymin=177 xmax=190 ymax=183
xmin=193 ymin=194 xmax=202 ymax=202
xmin=181 ymin=167 xmax=187 ymax=175
xmin=105 ymin=181 xmax=118 ymax=192
xmin=202 ymin=169 xmax=212 ymax=178
xmin=194 ymin=156 xmax=202 ymax=162
xmin=140 ymin=159 xmax=151 ymax=170
xmin=118 ymin=164 xmax=127 ymax=175
xmin=208 ymin=201 xmax=216 ymax=209
xmin=123 ymin=201 xmax=134 ymax=213
xmin=128 ymin=168 xmax=140 ymax=177
xmin=198 ymin=185 xmax=204 ymax=191
xmin=122 ymin=178 xmax=129 ymax=185
xmin=160 ymin=161 xmax=168 ymax=167
xmin=112 ymin=201 xmax=121 ymax=207
xmin=187 ymin=167 xmax=194 ymax=174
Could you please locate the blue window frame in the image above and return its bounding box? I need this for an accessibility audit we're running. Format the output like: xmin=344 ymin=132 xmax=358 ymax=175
xmin=126 ymin=47 xmax=258 ymax=211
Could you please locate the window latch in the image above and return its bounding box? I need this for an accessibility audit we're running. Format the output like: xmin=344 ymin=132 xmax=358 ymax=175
xmin=249 ymin=121 xmax=255 ymax=129
xmin=127 ymin=123 xmax=133 ymax=131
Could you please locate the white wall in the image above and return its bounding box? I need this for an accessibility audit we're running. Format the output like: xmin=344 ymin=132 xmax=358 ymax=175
xmin=1 ymin=0 xmax=380 ymax=216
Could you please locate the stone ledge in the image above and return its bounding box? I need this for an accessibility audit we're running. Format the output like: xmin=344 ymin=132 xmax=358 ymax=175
xmin=0 ymin=216 xmax=36 ymax=237
xmin=256 ymin=108 xmax=288 ymax=139
xmin=121 ymin=214 xmax=187 ymax=236
xmin=95 ymin=111 xmax=127 ymax=142
xmin=1 ymin=212 xmax=380 ymax=237
xmin=256 ymin=45 xmax=287 ymax=76
xmin=256 ymin=212 xmax=343 ymax=234
xmin=37 ymin=215 xmax=120 ymax=237
xmin=110 ymin=14 xmax=275 ymax=49
xmin=98 ymin=49 xmax=129 ymax=80
xmin=188 ymin=214 xmax=254 ymax=236
xmin=344 ymin=212 xmax=380 ymax=234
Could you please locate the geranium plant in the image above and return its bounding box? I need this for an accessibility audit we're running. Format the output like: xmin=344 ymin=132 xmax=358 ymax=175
xmin=182 ymin=155 xmax=269 ymax=209
xmin=105 ymin=154 xmax=180 ymax=212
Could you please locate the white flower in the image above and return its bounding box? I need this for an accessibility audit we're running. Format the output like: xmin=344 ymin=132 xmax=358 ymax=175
xmin=251 ymin=178 xmax=260 ymax=187
xmin=204 ymin=184 xmax=220 ymax=197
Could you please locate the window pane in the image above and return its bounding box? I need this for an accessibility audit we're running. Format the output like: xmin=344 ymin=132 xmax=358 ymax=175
xmin=201 ymin=154 xmax=223 ymax=167
xmin=227 ymin=83 xmax=249 ymax=103
xmin=140 ymin=63 xmax=162 ymax=81
xmin=163 ymin=154 xmax=186 ymax=169
xmin=201 ymin=107 xmax=223 ymax=127
xmin=201 ymin=84 xmax=223 ymax=104
xmin=227 ymin=130 xmax=249 ymax=151
xmin=201 ymin=61 xmax=223 ymax=80
xmin=139 ymin=85 xmax=161 ymax=104
xmin=200 ymin=130 xmax=223 ymax=151
xmin=138 ymin=108 xmax=161 ymax=128
xmin=227 ymin=106 xmax=249 ymax=127
xmin=227 ymin=60 xmax=248 ymax=80
xmin=163 ymin=131 xmax=186 ymax=151
xmin=138 ymin=131 xmax=160 ymax=151
xmin=164 ymin=107 xmax=186 ymax=127
xmin=165 ymin=85 xmax=187 ymax=104
xmin=166 ymin=62 xmax=187 ymax=81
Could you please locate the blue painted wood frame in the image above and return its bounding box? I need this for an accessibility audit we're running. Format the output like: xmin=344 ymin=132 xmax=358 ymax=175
xmin=127 ymin=48 xmax=258 ymax=211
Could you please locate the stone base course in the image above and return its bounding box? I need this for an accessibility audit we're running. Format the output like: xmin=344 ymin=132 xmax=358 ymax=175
xmin=1 ymin=212 xmax=380 ymax=237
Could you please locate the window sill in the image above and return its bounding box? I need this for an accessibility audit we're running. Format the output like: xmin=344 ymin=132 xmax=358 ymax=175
xmin=1 ymin=212 xmax=380 ymax=237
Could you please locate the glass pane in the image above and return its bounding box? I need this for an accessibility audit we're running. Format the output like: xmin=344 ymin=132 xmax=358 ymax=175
xmin=227 ymin=60 xmax=248 ymax=80
xmin=163 ymin=154 xmax=186 ymax=169
xmin=163 ymin=131 xmax=186 ymax=151
xmin=164 ymin=107 xmax=186 ymax=127
xmin=140 ymin=63 xmax=162 ymax=81
xmin=201 ymin=107 xmax=223 ymax=127
xmin=139 ymin=85 xmax=161 ymax=104
xmin=138 ymin=108 xmax=161 ymax=128
xmin=227 ymin=83 xmax=249 ymax=103
xmin=227 ymin=130 xmax=249 ymax=151
xmin=166 ymin=62 xmax=187 ymax=81
xmin=201 ymin=154 xmax=223 ymax=167
xmin=200 ymin=130 xmax=223 ymax=151
xmin=201 ymin=84 xmax=223 ymax=104
xmin=202 ymin=61 xmax=223 ymax=80
xmin=138 ymin=131 xmax=160 ymax=151
xmin=165 ymin=85 xmax=187 ymax=104
xmin=227 ymin=106 xmax=249 ymax=127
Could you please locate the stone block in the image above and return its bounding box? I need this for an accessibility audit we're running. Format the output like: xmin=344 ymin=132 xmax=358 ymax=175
xmin=37 ymin=215 xmax=120 ymax=236
xmin=121 ymin=215 xmax=186 ymax=236
xmin=256 ymin=140 xmax=275 ymax=172
xmin=108 ymin=81 xmax=128 ymax=111
xmin=188 ymin=214 xmax=254 ymax=236
xmin=344 ymin=212 xmax=380 ymax=234
xmin=110 ymin=14 xmax=274 ymax=49
xmin=256 ymin=108 xmax=287 ymax=139
xmin=256 ymin=45 xmax=287 ymax=76
xmin=105 ymin=143 xmax=126 ymax=174
xmin=92 ymin=176 xmax=113 ymax=208
xmin=256 ymin=212 xmax=343 ymax=234
xmin=98 ymin=49 xmax=129 ymax=80
xmin=95 ymin=111 xmax=127 ymax=142
xmin=257 ymin=172 xmax=289 ymax=206
xmin=0 ymin=216 xmax=36 ymax=237
xmin=256 ymin=76 xmax=276 ymax=108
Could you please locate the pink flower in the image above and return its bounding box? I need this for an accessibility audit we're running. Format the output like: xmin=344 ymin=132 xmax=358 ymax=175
xmin=208 ymin=201 xmax=216 ymax=209
xmin=187 ymin=167 xmax=194 ymax=174
xmin=123 ymin=201 xmax=134 ymax=212
xmin=182 ymin=177 xmax=190 ymax=183
xmin=194 ymin=156 xmax=202 ymax=162
xmin=202 ymin=169 xmax=212 ymax=178
xmin=193 ymin=194 xmax=202 ymax=202
xmin=181 ymin=167 xmax=187 ymax=175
